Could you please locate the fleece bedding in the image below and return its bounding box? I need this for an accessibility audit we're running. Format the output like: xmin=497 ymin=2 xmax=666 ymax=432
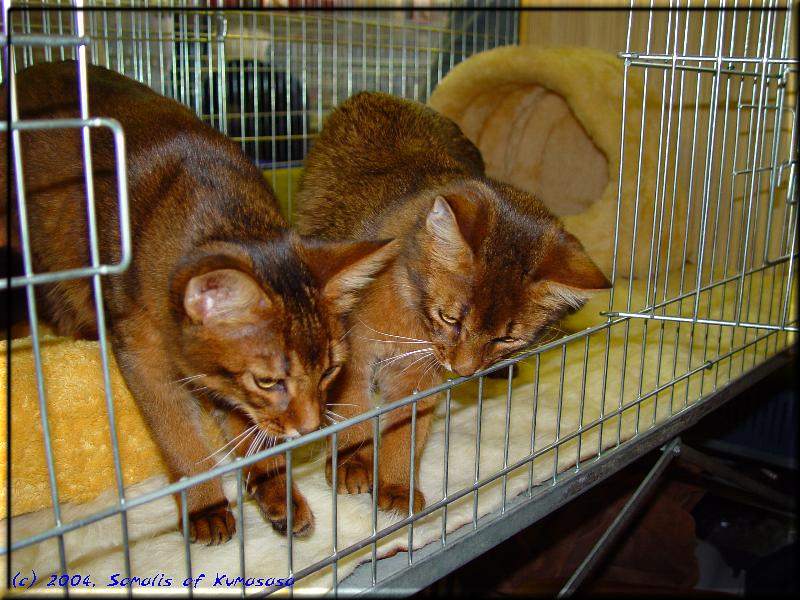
xmin=0 ymin=265 xmax=793 ymax=595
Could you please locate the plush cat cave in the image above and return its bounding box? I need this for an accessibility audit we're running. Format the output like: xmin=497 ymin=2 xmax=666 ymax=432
xmin=428 ymin=45 xmax=688 ymax=279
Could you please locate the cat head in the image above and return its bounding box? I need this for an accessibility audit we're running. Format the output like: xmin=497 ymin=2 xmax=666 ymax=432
xmin=170 ymin=236 xmax=397 ymax=439
xmin=396 ymin=180 xmax=611 ymax=377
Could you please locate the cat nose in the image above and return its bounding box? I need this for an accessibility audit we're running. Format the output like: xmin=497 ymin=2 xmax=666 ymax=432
xmin=297 ymin=415 xmax=320 ymax=435
xmin=453 ymin=366 xmax=476 ymax=377
xmin=451 ymin=358 xmax=481 ymax=377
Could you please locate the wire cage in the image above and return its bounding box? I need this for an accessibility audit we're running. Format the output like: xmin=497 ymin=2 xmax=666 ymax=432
xmin=0 ymin=0 xmax=797 ymax=596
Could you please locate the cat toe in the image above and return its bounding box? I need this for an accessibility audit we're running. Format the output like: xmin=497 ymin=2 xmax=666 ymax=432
xmin=377 ymin=483 xmax=425 ymax=516
xmin=187 ymin=501 xmax=236 ymax=545
xmin=326 ymin=456 xmax=373 ymax=494
xmin=256 ymin=486 xmax=315 ymax=538
xmin=266 ymin=506 xmax=315 ymax=538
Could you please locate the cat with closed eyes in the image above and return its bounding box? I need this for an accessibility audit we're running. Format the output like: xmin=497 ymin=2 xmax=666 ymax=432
xmin=296 ymin=91 xmax=611 ymax=514
xmin=1 ymin=63 xmax=397 ymax=543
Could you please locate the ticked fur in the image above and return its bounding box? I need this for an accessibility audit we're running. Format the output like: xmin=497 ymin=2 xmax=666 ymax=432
xmin=1 ymin=64 xmax=397 ymax=544
xmin=296 ymin=92 xmax=611 ymax=514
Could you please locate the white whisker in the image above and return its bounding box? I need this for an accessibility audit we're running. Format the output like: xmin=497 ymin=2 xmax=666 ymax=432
xmin=394 ymin=351 xmax=436 ymax=379
xmin=245 ymin=430 xmax=266 ymax=460
xmin=326 ymin=409 xmax=345 ymax=420
xmin=358 ymin=336 xmax=431 ymax=345
xmin=199 ymin=424 xmax=257 ymax=463
xmin=375 ymin=350 xmax=433 ymax=379
xmin=169 ymin=373 xmax=206 ymax=385
xmin=169 ymin=373 xmax=207 ymax=390
xmin=210 ymin=426 xmax=258 ymax=467
xmin=357 ymin=318 xmax=429 ymax=343
xmin=340 ymin=322 xmax=358 ymax=342
xmin=374 ymin=348 xmax=432 ymax=367
xmin=414 ymin=356 xmax=442 ymax=391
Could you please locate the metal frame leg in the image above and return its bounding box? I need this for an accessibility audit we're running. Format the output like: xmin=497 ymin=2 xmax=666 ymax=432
xmin=558 ymin=438 xmax=681 ymax=598
xmin=559 ymin=434 xmax=795 ymax=597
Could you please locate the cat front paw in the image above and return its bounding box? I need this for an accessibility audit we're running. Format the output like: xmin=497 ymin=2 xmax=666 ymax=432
xmin=326 ymin=453 xmax=373 ymax=494
xmin=377 ymin=483 xmax=425 ymax=516
xmin=187 ymin=500 xmax=236 ymax=545
xmin=252 ymin=478 xmax=315 ymax=537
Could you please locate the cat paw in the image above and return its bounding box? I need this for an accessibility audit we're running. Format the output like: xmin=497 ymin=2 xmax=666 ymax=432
xmin=377 ymin=483 xmax=425 ymax=516
xmin=253 ymin=481 xmax=315 ymax=537
xmin=187 ymin=501 xmax=236 ymax=545
xmin=326 ymin=455 xmax=373 ymax=494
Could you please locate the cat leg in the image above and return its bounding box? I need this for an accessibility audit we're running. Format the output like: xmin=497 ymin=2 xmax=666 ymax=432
xmin=374 ymin=363 xmax=444 ymax=515
xmin=325 ymin=363 xmax=376 ymax=495
xmin=114 ymin=339 xmax=235 ymax=545
xmin=218 ymin=410 xmax=314 ymax=537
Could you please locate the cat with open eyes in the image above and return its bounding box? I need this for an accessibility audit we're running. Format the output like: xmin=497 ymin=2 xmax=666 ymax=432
xmin=1 ymin=62 xmax=397 ymax=543
xmin=296 ymin=92 xmax=611 ymax=514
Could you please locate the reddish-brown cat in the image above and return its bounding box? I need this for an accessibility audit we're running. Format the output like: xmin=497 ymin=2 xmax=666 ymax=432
xmin=1 ymin=63 xmax=397 ymax=544
xmin=296 ymin=92 xmax=611 ymax=514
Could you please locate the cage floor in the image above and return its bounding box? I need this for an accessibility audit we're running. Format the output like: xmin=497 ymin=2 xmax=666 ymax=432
xmin=2 ymin=265 xmax=794 ymax=595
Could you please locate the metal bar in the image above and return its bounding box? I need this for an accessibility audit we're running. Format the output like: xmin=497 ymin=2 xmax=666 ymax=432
xmin=501 ymin=365 xmax=513 ymax=512
xmin=180 ymin=488 xmax=193 ymax=600
xmin=441 ymin=388 xmax=452 ymax=546
xmin=5 ymin=14 xmax=70 ymax=578
xmin=575 ymin=336 xmax=590 ymax=469
xmin=408 ymin=401 xmax=418 ymax=565
xmin=236 ymin=466 xmax=246 ymax=599
xmin=331 ymin=431 xmax=339 ymax=596
xmin=552 ymin=345 xmax=567 ymax=482
xmin=472 ymin=376 xmax=485 ymax=528
xmin=371 ymin=416 xmax=379 ymax=586
xmin=619 ymin=51 xmax=798 ymax=64
xmin=0 ymin=33 xmax=89 ymax=46
xmin=74 ymin=2 xmax=132 ymax=588
xmin=557 ymin=438 xmax=681 ymax=597
xmin=527 ymin=354 xmax=541 ymax=496
xmin=0 ymin=117 xmax=131 ymax=291
xmin=286 ymin=449 xmax=294 ymax=592
xmin=604 ymin=311 xmax=798 ymax=331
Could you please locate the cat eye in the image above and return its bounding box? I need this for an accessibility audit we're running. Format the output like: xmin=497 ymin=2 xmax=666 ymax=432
xmin=254 ymin=376 xmax=283 ymax=391
xmin=493 ymin=336 xmax=520 ymax=345
xmin=438 ymin=309 xmax=460 ymax=325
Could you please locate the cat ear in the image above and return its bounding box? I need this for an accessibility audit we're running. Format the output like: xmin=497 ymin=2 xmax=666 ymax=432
xmin=425 ymin=195 xmax=473 ymax=269
xmin=183 ymin=268 xmax=271 ymax=326
xmin=301 ymin=238 xmax=400 ymax=314
xmin=536 ymin=230 xmax=612 ymax=309
xmin=171 ymin=243 xmax=272 ymax=326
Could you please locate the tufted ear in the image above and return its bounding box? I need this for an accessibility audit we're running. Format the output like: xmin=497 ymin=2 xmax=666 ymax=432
xmin=425 ymin=195 xmax=474 ymax=271
xmin=301 ymin=238 xmax=400 ymax=314
xmin=171 ymin=242 xmax=272 ymax=327
xmin=536 ymin=229 xmax=612 ymax=310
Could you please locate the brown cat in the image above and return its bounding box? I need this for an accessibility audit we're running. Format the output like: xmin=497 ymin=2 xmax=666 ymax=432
xmin=1 ymin=62 xmax=397 ymax=543
xmin=296 ymin=92 xmax=611 ymax=514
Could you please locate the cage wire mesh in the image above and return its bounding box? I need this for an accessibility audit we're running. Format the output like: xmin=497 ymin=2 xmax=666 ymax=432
xmin=3 ymin=0 xmax=520 ymax=218
xmin=0 ymin=0 xmax=798 ymax=596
